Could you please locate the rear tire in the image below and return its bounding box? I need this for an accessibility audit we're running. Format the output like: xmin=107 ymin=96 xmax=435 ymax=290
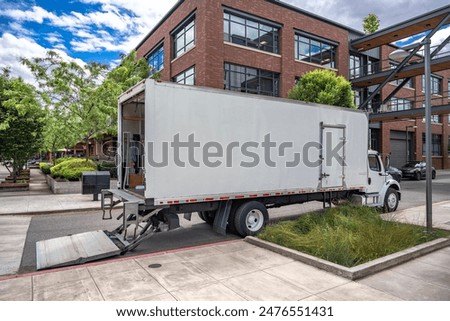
xmin=432 ymin=171 xmax=436 ymax=180
xmin=198 ymin=211 xmax=215 ymax=225
xmin=233 ymin=201 xmax=268 ymax=237
xmin=415 ymin=172 xmax=421 ymax=181
xmin=384 ymin=188 xmax=399 ymax=213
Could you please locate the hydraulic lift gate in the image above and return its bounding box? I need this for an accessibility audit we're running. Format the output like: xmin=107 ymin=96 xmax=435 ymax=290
xmin=36 ymin=230 xmax=122 ymax=270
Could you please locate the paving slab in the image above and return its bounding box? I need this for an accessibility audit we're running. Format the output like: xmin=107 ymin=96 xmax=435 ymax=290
xmin=33 ymin=277 xmax=104 ymax=301
xmin=32 ymin=268 xmax=92 ymax=291
xmin=389 ymin=259 xmax=450 ymax=288
xmin=224 ymin=270 xmax=311 ymax=301
xmin=0 ymin=276 xmax=32 ymax=301
xmin=171 ymin=283 xmax=245 ymax=301
xmin=358 ymin=269 xmax=450 ymax=300
xmin=318 ymin=281 xmax=402 ymax=301
xmin=92 ymin=268 xmax=167 ymax=301
xmin=264 ymin=261 xmax=350 ymax=294
xmin=142 ymin=260 xmax=216 ymax=292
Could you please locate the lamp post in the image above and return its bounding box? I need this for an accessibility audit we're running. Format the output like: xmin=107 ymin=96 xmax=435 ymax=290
xmin=389 ymin=42 xmax=432 ymax=231
xmin=406 ymin=125 xmax=417 ymax=162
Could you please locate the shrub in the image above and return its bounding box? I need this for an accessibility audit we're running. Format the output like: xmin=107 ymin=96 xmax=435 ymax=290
xmin=259 ymin=205 xmax=449 ymax=267
xmin=55 ymin=156 xmax=73 ymax=165
xmin=50 ymin=158 xmax=97 ymax=180
xmin=97 ymin=161 xmax=118 ymax=178
xmin=39 ymin=162 xmax=52 ymax=175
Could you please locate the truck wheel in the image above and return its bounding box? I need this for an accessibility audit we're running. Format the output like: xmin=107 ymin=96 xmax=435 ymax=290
xmin=384 ymin=188 xmax=399 ymax=213
xmin=198 ymin=211 xmax=215 ymax=225
xmin=432 ymin=171 xmax=436 ymax=180
xmin=415 ymin=172 xmax=421 ymax=181
xmin=233 ymin=201 xmax=268 ymax=237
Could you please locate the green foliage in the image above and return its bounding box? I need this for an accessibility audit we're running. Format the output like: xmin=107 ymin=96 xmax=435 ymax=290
xmin=0 ymin=69 xmax=45 ymax=181
xmin=259 ymin=205 xmax=449 ymax=267
xmin=39 ymin=162 xmax=52 ymax=175
xmin=288 ymin=69 xmax=356 ymax=109
xmin=50 ymin=158 xmax=97 ymax=181
xmin=363 ymin=13 xmax=380 ymax=34
xmin=97 ymin=160 xmax=117 ymax=178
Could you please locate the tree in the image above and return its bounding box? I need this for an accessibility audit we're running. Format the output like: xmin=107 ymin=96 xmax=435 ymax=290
xmin=0 ymin=69 xmax=44 ymax=181
xmin=22 ymin=50 xmax=150 ymax=158
xmin=94 ymin=51 xmax=150 ymax=135
xmin=363 ymin=13 xmax=380 ymax=34
xmin=288 ymin=69 xmax=356 ymax=109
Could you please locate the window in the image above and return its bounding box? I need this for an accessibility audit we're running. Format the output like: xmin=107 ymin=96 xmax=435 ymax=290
xmin=389 ymin=97 xmax=412 ymax=111
xmin=173 ymin=16 xmax=195 ymax=58
xmin=295 ymin=33 xmax=337 ymax=68
xmin=224 ymin=63 xmax=280 ymax=96
xmin=389 ymin=63 xmax=413 ymax=88
xmin=447 ymin=80 xmax=450 ymax=99
xmin=349 ymin=55 xmax=361 ymax=78
xmin=422 ymin=133 xmax=442 ymax=156
xmin=422 ymin=74 xmax=442 ymax=95
xmin=173 ymin=66 xmax=195 ymax=85
xmin=368 ymin=154 xmax=381 ymax=172
xmin=448 ymin=136 xmax=450 ymax=156
xmin=224 ymin=11 xmax=279 ymax=54
xmin=147 ymin=44 xmax=164 ymax=73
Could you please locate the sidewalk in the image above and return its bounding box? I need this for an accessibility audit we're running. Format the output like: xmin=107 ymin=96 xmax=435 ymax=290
xmin=0 ymin=237 xmax=449 ymax=301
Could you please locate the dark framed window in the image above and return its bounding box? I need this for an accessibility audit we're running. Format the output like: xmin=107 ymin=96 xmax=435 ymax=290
xmin=389 ymin=62 xmax=413 ymax=88
xmin=422 ymin=74 xmax=442 ymax=95
xmin=147 ymin=44 xmax=164 ymax=74
xmin=349 ymin=55 xmax=361 ymax=79
xmin=448 ymin=135 xmax=450 ymax=156
xmin=447 ymin=80 xmax=450 ymax=99
xmin=173 ymin=15 xmax=195 ymax=58
xmin=223 ymin=11 xmax=279 ymax=54
xmin=389 ymin=97 xmax=412 ymax=111
xmin=422 ymin=133 xmax=442 ymax=156
xmin=295 ymin=33 xmax=337 ymax=68
xmin=224 ymin=63 xmax=279 ymax=97
xmin=173 ymin=66 xmax=195 ymax=85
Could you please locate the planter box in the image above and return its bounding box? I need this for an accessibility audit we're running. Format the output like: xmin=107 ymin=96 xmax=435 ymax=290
xmin=45 ymin=175 xmax=118 ymax=194
xmin=0 ymin=182 xmax=29 ymax=191
xmin=46 ymin=175 xmax=81 ymax=194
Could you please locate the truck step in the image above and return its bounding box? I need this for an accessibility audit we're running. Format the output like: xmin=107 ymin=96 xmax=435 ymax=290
xmin=36 ymin=230 xmax=122 ymax=270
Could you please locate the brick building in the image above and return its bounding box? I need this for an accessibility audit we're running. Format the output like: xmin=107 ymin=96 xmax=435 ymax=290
xmin=135 ymin=0 xmax=450 ymax=169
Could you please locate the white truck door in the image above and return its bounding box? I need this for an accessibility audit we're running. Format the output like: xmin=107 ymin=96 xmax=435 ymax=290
xmin=320 ymin=124 xmax=345 ymax=188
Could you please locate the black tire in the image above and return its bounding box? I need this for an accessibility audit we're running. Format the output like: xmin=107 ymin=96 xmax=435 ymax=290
xmin=198 ymin=211 xmax=215 ymax=225
xmin=233 ymin=201 xmax=268 ymax=237
xmin=384 ymin=188 xmax=399 ymax=213
xmin=415 ymin=171 xmax=421 ymax=181
xmin=432 ymin=171 xmax=436 ymax=180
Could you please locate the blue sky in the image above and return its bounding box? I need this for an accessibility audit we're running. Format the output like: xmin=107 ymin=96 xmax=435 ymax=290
xmin=0 ymin=0 xmax=448 ymax=83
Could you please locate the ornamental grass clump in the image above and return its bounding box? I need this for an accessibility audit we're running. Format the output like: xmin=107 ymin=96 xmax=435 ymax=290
xmin=258 ymin=205 xmax=448 ymax=267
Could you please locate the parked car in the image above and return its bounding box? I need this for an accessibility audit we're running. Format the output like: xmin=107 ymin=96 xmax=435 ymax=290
xmin=400 ymin=161 xmax=436 ymax=180
xmin=386 ymin=166 xmax=402 ymax=182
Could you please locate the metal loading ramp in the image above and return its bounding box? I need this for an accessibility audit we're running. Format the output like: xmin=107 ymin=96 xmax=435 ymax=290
xmin=36 ymin=230 xmax=122 ymax=270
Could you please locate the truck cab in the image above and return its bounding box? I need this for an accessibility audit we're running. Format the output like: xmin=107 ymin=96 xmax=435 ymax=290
xmin=364 ymin=150 xmax=401 ymax=212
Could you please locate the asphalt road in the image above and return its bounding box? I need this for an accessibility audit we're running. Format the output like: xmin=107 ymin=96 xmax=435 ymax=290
xmin=19 ymin=170 xmax=450 ymax=274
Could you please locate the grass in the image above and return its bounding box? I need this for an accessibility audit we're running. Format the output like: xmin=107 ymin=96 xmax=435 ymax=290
xmin=258 ymin=205 xmax=449 ymax=267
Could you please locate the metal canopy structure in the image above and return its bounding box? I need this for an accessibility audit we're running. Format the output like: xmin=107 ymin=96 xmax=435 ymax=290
xmin=369 ymin=103 xmax=450 ymax=122
xmin=352 ymin=5 xmax=450 ymax=51
xmin=352 ymin=55 xmax=450 ymax=88
xmin=350 ymin=5 xmax=450 ymax=111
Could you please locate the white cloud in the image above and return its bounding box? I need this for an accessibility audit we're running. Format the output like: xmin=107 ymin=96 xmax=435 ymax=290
xmin=0 ymin=33 xmax=87 ymax=84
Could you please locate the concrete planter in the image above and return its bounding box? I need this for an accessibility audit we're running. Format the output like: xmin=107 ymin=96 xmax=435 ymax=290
xmin=0 ymin=182 xmax=29 ymax=191
xmin=46 ymin=175 xmax=81 ymax=194
xmin=45 ymin=175 xmax=118 ymax=194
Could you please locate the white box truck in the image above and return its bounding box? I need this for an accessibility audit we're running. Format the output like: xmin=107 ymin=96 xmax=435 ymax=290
xmin=36 ymin=80 xmax=400 ymax=270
